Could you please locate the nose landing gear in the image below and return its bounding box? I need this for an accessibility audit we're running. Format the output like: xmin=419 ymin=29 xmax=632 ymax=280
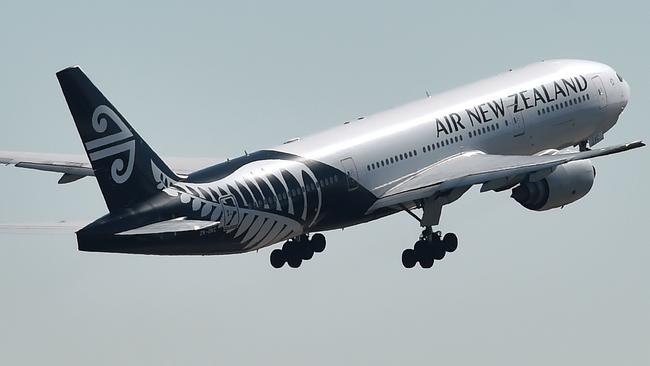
xmin=270 ymin=233 xmax=326 ymax=269
xmin=402 ymin=227 xmax=458 ymax=269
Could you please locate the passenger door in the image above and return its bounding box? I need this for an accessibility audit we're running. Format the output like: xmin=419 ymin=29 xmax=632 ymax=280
xmin=591 ymin=75 xmax=607 ymax=109
xmin=340 ymin=157 xmax=359 ymax=191
xmin=506 ymin=102 xmax=526 ymax=137
xmin=219 ymin=195 xmax=240 ymax=231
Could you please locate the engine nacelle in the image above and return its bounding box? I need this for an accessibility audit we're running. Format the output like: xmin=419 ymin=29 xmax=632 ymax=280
xmin=511 ymin=160 xmax=595 ymax=211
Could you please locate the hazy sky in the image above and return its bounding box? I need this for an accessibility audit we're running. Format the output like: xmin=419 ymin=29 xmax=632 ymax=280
xmin=0 ymin=0 xmax=648 ymax=365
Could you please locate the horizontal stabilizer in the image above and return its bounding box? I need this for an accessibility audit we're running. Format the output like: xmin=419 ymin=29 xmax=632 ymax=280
xmin=116 ymin=218 xmax=220 ymax=236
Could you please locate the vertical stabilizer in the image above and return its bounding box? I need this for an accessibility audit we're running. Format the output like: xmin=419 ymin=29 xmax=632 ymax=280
xmin=56 ymin=66 xmax=179 ymax=212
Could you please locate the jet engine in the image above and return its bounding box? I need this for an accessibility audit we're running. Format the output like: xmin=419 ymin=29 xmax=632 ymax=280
xmin=511 ymin=160 xmax=595 ymax=211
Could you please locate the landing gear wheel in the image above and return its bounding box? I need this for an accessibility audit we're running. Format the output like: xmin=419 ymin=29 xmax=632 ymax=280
xmin=402 ymin=249 xmax=416 ymax=268
xmin=402 ymin=225 xmax=459 ymax=269
xmin=271 ymin=233 xmax=327 ymax=269
xmin=270 ymin=249 xmax=285 ymax=268
xmin=287 ymin=255 xmax=302 ymax=268
xmin=419 ymin=255 xmax=434 ymax=269
xmin=432 ymin=245 xmax=446 ymax=260
xmin=311 ymin=233 xmax=326 ymax=253
xmin=414 ymin=240 xmax=428 ymax=253
xmin=301 ymin=245 xmax=314 ymax=260
xmin=443 ymin=233 xmax=458 ymax=252
xmin=282 ymin=241 xmax=292 ymax=252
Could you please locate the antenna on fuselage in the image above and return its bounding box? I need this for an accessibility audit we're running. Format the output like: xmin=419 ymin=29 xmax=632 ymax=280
xmin=425 ymin=90 xmax=431 ymax=98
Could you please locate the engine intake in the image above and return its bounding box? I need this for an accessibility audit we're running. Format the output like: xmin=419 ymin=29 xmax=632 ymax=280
xmin=511 ymin=160 xmax=595 ymax=211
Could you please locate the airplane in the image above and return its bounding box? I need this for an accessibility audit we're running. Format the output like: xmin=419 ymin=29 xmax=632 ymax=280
xmin=0 ymin=60 xmax=643 ymax=269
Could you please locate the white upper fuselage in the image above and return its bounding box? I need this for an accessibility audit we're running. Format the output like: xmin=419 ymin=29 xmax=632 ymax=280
xmin=274 ymin=59 xmax=629 ymax=199
xmin=157 ymin=59 xmax=631 ymax=253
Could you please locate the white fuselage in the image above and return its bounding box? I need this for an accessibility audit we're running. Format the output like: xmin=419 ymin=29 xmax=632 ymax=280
xmin=275 ymin=59 xmax=628 ymax=200
xmin=161 ymin=59 xmax=629 ymax=253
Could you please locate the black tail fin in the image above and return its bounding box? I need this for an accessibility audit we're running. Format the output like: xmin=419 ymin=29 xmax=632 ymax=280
xmin=56 ymin=66 xmax=179 ymax=213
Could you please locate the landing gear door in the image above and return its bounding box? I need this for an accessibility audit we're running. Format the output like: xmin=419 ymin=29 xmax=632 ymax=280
xmin=340 ymin=157 xmax=359 ymax=191
xmin=592 ymin=75 xmax=607 ymax=109
xmin=219 ymin=195 xmax=240 ymax=231
xmin=506 ymin=102 xmax=526 ymax=137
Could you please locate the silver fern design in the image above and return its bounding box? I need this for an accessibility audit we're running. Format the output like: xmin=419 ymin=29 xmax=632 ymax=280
xmin=85 ymin=105 xmax=135 ymax=184
xmin=152 ymin=159 xmax=323 ymax=250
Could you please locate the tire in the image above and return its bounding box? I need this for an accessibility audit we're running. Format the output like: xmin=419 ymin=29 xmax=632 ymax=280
xmin=433 ymin=245 xmax=446 ymax=260
xmin=282 ymin=241 xmax=293 ymax=252
xmin=402 ymin=249 xmax=416 ymax=268
xmin=301 ymin=245 xmax=314 ymax=260
xmin=419 ymin=256 xmax=434 ymax=269
xmin=287 ymin=255 xmax=302 ymax=268
xmin=413 ymin=240 xmax=427 ymax=253
xmin=270 ymin=249 xmax=285 ymax=268
xmin=311 ymin=233 xmax=326 ymax=253
xmin=443 ymin=233 xmax=458 ymax=252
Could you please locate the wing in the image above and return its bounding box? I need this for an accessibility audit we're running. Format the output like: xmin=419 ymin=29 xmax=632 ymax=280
xmin=368 ymin=140 xmax=645 ymax=212
xmin=0 ymin=151 xmax=223 ymax=183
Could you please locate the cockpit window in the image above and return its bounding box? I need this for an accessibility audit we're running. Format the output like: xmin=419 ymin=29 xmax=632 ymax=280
xmin=616 ymin=73 xmax=624 ymax=82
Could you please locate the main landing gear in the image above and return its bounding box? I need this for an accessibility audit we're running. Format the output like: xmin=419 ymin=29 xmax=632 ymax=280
xmin=401 ymin=227 xmax=458 ymax=269
xmin=270 ymin=233 xmax=326 ymax=269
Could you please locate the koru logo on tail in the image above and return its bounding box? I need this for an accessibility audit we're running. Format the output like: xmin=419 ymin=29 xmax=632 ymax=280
xmin=84 ymin=105 xmax=135 ymax=184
